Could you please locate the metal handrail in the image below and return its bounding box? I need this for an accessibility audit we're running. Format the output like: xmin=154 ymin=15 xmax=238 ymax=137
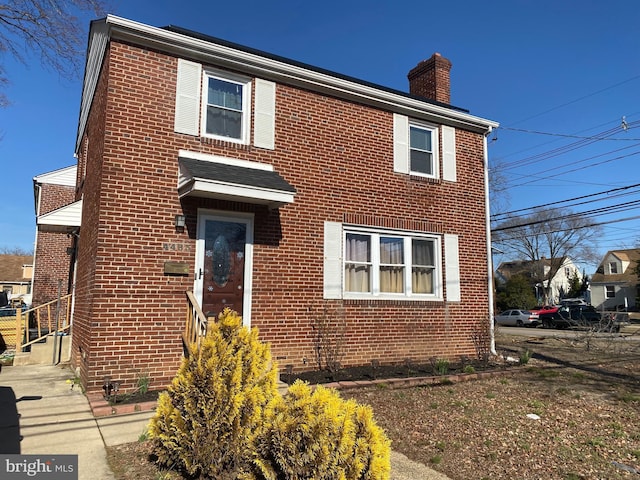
xmin=184 ymin=291 xmax=209 ymax=350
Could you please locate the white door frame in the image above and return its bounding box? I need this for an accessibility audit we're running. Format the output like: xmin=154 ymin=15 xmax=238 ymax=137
xmin=194 ymin=209 xmax=255 ymax=327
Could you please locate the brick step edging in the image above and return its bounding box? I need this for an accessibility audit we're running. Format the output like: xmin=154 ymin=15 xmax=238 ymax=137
xmin=87 ymin=368 xmax=518 ymax=417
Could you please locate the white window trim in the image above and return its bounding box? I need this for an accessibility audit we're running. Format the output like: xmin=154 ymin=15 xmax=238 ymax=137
xmin=194 ymin=209 xmax=255 ymax=327
xmin=200 ymin=68 xmax=252 ymax=145
xmin=342 ymin=225 xmax=443 ymax=301
xmin=394 ymin=113 xmax=453 ymax=181
xmin=605 ymin=285 xmax=616 ymax=298
xmin=409 ymin=121 xmax=439 ymax=179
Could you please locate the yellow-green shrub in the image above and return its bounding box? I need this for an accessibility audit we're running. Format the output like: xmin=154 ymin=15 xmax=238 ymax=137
xmin=253 ymin=380 xmax=391 ymax=480
xmin=148 ymin=308 xmax=278 ymax=479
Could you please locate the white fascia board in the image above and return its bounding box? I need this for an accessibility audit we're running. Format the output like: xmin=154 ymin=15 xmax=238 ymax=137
xmin=179 ymin=178 xmax=295 ymax=207
xmin=77 ymin=15 xmax=498 ymax=152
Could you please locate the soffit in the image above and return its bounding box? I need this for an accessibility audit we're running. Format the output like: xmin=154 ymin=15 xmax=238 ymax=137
xmin=37 ymin=200 xmax=82 ymax=232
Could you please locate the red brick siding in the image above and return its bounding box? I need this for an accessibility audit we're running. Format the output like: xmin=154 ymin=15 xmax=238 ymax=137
xmin=71 ymin=46 xmax=111 ymax=391
xmin=38 ymin=184 xmax=75 ymax=215
xmin=32 ymin=232 xmax=73 ymax=305
xmin=73 ymin=40 xmax=490 ymax=393
xmin=32 ymin=183 xmax=75 ymax=305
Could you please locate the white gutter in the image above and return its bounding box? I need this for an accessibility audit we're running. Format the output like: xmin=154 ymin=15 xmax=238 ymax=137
xmin=484 ymin=131 xmax=496 ymax=355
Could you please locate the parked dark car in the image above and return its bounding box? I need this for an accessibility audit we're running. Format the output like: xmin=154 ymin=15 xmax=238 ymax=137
xmin=539 ymin=305 xmax=621 ymax=331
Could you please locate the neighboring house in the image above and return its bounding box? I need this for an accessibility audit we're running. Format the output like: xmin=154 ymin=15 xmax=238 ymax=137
xmin=36 ymin=15 xmax=497 ymax=393
xmin=496 ymin=257 xmax=580 ymax=305
xmin=32 ymin=166 xmax=78 ymax=306
xmin=0 ymin=255 xmax=33 ymax=306
xmin=590 ymin=249 xmax=640 ymax=311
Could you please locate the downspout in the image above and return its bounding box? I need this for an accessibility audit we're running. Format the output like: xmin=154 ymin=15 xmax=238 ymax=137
xmin=31 ymin=182 xmax=43 ymax=305
xmin=484 ymin=129 xmax=496 ymax=355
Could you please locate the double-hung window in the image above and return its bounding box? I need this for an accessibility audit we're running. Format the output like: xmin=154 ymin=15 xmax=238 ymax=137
xmin=393 ymin=114 xmax=455 ymax=180
xmin=202 ymin=71 xmax=249 ymax=143
xmin=409 ymin=124 xmax=436 ymax=176
xmin=343 ymin=228 xmax=439 ymax=298
xmin=605 ymin=285 xmax=615 ymax=298
xmin=174 ymin=59 xmax=276 ymax=149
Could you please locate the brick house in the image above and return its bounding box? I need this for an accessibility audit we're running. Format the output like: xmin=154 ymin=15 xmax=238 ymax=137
xmin=63 ymin=15 xmax=497 ymax=393
xmin=32 ymin=165 xmax=79 ymax=306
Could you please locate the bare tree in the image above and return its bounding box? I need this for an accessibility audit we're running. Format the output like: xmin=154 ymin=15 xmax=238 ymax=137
xmin=0 ymin=246 xmax=33 ymax=255
xmin=492 ymin=207 xmax=602 ymax=303
xmin=0 ymin=0 xmax=109 ymax=106
xmin=488 ymin=158 xmax=511 ymax=218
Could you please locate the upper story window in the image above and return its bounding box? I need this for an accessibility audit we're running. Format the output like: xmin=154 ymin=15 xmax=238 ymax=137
xmin=203 ymin=72 xmax=250 ymax=143
xmin=409 ymin=124 xmax=436 ymax=176
xmin=393 ymin=113 xmax=456 ymax=181
xmin=609 ymin=262 xmax=618 ymax=274
xmin=605 ymin=285 xmax=615 ymax=298
xmin=174 ymin=59 xmax=275 ymax=150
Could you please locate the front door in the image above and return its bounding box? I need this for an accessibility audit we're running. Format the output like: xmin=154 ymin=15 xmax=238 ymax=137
xmin=195 ymin=214 xmax=253 ymax=322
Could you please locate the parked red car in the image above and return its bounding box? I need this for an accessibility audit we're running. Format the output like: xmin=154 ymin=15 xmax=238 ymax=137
xmin=530 ymin=305 xmax=558 ymax=315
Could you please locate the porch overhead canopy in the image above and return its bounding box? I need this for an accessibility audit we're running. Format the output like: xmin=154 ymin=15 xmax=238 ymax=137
xmin=178 ymin=156 xmax=296 ymax=208
xmin=37 ymin=200 xmax=82 ymax=233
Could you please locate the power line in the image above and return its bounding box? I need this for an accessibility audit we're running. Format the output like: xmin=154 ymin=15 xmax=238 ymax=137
xmin=501 ymin=75 xmax=640 ymax=127
xmin=497 ymin=121 xmax=640 ymax=172
xmin=499 ymin=125 xmax=640 ymax=141
xmin=492 ymin=214 xmax=640 ymax=241
xmin=494 ymin=148 xmax=640 ymax=191
xmin=491 ymin=182 xmax=640 ymax=219
xmin=492 ymin=199 xmax=640 ymax=233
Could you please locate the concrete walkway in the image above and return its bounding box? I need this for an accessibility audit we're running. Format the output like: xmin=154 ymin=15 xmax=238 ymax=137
xmin=0 ymin=363 xmax=450 ymax=480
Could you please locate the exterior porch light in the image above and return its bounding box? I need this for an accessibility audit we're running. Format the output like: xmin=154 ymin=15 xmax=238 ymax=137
xmin=174 ymin=214 xmax=186 ymax=229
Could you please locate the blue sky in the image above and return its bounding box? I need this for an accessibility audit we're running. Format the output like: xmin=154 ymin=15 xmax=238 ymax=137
xmin=1 ymin=0 xmax=639 ymax=273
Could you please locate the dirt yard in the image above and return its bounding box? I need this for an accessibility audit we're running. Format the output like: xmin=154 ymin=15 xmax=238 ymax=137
xmin=107 ymin=329 xmax=640 ymax=480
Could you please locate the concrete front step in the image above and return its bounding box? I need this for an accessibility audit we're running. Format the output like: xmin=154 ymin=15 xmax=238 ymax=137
xmin=13 ymin=334 xmax=71 ymax=366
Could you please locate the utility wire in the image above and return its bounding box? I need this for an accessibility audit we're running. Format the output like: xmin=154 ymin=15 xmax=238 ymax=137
xmin=499 ymin=126 xmax=640 ymax=141
xmin=500 ymin=75 xmax=640 ymax=127
xmin=495 ymin=148 xmax=640 ymax=191
xmin=492 ymin=214 xmax=640 ymax=240
xmin=492 ymin=199 xmax=640 ymax=233
xmin=497 ymin=121 xmax=640 ymax=172
xmin=491 ymin=182 xmax=640 ymax=219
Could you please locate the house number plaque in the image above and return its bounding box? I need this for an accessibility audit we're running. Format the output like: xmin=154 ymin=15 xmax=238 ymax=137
xmin=164 ymin=261 xmax=189 ymax=276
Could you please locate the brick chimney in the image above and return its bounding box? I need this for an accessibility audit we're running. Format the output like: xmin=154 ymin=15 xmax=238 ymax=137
xmin=407 ymin=53 xmax=452 ymax=104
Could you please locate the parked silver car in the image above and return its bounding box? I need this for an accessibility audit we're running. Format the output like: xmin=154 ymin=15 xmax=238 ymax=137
xmin=494 ymin=309 xmax=540 ymax=327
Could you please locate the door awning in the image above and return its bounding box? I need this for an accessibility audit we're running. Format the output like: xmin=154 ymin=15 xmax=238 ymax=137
xmin=37 ymin=200 xmax=82 ymax=233
xmin=178 ymin=156 xmax=296 ymax=208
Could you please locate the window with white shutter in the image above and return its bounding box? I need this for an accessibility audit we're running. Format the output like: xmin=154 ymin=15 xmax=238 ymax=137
xmin=324 ymin=222 xmax=446 ymax=300
xmin=174 ymin=60 xmax=276 ymax=149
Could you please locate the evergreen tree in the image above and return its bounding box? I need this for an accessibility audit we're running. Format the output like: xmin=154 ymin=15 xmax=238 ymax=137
xmin=496 ymin=274 xmax=537 ymax=311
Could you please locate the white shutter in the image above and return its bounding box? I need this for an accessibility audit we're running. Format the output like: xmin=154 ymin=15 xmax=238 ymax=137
xmin=442 ymin=125 xmax=457 ymax=182
xmin=174 ymin=59 xmax=202 ymax=136
xmin=393 ymin=113 xmax=409 ymax=173
xmin=444 ymin=234 xmax=461 ymax=302
xmin=254 ymin=79 xmax=276 ymax=149
xmin=324 ymin=222 xmax=343 ymax=299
